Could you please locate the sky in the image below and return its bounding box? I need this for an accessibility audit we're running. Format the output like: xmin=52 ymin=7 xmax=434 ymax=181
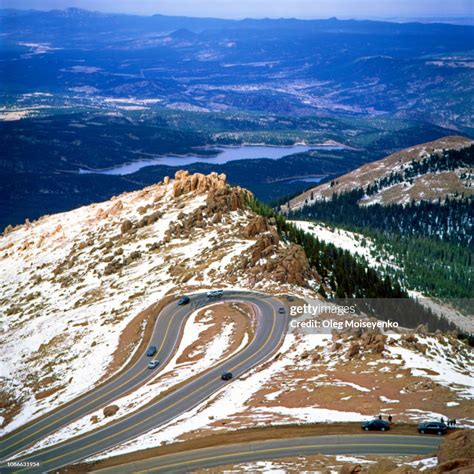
xmin=1 ymin=0 xmax=472 ymax=20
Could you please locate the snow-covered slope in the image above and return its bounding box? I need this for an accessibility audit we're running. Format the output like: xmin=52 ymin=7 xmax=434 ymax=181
xmin=0 ymin=171 xmax=317 ymax=433
xmin=289 ymin=221 xmax=398 ymax=270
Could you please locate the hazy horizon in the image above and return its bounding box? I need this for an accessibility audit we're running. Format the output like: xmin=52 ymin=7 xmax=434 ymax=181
xmin=1 ymin=0 xmax=472 ymax=21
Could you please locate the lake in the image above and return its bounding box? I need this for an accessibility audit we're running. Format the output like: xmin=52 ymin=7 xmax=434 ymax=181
xmin=79 ymin=144 xmax=344 ymax=176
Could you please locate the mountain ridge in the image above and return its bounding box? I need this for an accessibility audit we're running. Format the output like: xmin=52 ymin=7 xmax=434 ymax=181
xmin=286 ymin=135 xmax=474 ymax=210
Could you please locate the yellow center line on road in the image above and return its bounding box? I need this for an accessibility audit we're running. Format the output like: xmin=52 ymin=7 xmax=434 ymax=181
xmin=3 ymin=306 xmax=178 ymax=454
xmin=134 ymin=442 xmax=436 ymax=473
xmin=20 ymin=300 xmax=279 ymax=471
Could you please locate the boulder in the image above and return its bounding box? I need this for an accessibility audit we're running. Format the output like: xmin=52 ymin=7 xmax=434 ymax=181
xmin=120 ymin=219 xmax=133 ymax=234
xmin=402 ymin=333 xmax=417 ymax=344
xmin=347 ymin=343 xmax=360 ymax=358
xmin=103 ymin=405 xmax=119 ymax=417
xmin=242 ymin=216 xmax=270 ymax=238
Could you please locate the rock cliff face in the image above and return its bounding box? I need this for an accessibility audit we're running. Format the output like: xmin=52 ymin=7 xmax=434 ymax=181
xmin=163 ymin=170 xmax=318 ymax=287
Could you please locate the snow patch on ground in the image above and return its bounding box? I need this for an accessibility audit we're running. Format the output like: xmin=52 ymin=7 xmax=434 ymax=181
xmin=387 ymin=336 xmax=474 ymax=398
xmin=405 ymin=456 xmax=438 ymax=471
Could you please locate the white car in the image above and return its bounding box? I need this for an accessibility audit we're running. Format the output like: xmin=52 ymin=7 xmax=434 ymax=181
xmin=207 ymin=289 xmax=223 ymax=298
xmin=148 ymin=360 xmax=160 ymax=369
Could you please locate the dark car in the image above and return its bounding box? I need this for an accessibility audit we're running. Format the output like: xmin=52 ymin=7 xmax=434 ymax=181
xmin=278 ymin=307 xmax=286 ymax=314
xmin=146 ymin=346 xmax=157 ymax=357
xmin=287 ymin=295 xmax=295 ymax=302
xmin=418 ymin=422 xmax=448 ymax=435
xmin=178 ymin=296 xmax=190 ymax=305
xmin=221 ymin=372 xmax=233 ymax=381
xmin=361 ymin=419 xmax=390 ymax=432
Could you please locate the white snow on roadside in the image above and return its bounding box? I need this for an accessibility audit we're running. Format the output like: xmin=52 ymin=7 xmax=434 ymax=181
xmin=257 ymin=406 xmax=366 ymax=423
xmin=336 ymin=455 xmax=375 ymax=464
xmin=405 ymin=457 xmax=438 ymax=471
xmin=11 ymin=306 xmax=244 ymax=458
xmin=87 ymin=334 xmax=367 ymax=461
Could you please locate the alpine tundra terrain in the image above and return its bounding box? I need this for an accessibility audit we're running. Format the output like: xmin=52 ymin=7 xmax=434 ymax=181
xmin=0 ymin=172 xmax=473 ymax=473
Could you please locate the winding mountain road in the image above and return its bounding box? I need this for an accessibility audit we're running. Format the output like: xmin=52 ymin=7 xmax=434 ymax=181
xmin=0 ymin=291 xmax=288 ymax=473
xmin=92 ymin=435 xmax=442 ymax=473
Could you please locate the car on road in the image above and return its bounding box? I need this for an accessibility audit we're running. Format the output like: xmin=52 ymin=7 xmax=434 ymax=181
xmin=148 ymin=360 xmax=160 ymax=369
xmin=287 ymin=295 xmax=295 ymax=301
xmin=418 ymin=421 xmax=448 ymax=435
xmin=221 ymin=372 xmax=233 ymax=381
xmin=146 ymin=346 xmax=157 ymax=357
xmin=278 ymin=307 xmax=285 ymax=314
xmin=361 ymin=419 xmax=390 ymax=431
xmin=178 ymin=296 xmax=190 ymax=305
xmin=207 ymin=290 xmax=224 ymax=298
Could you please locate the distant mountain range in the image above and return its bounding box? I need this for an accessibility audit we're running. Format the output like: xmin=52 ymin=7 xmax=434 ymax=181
xmin=1 ymin=8 xmax=473 ymax=129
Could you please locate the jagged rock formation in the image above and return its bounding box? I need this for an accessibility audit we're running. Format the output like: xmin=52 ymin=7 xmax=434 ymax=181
xmin=171 ymin=170 xmax=250 ymax=212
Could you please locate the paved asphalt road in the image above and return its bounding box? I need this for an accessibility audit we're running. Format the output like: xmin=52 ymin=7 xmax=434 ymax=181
xmin=0 ymin=291 xmax=288 ymax=473
xmin=92 ymin=435 xmax=441 ymax=473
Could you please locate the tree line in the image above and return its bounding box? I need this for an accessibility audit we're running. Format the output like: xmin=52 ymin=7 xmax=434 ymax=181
xmin=245 ymin=196 xmax=459 ymax=332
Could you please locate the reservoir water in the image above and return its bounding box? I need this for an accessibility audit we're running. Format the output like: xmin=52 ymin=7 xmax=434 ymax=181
xmin=79 ymin=144 xmax=344 ymax=176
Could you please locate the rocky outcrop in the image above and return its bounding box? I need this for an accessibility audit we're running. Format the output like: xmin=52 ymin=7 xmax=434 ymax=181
xmin=334 ymin=330 xmax=386 ymax=357
xmin=172 ymin=170 xmax=251 ymax=212
xmin=237 ymin=238 xmax=313 ymax=286
xmin=242 ymin=215 xmax=271 ymax=238
xmin=404 ymin=379 xmax=438 ymax=392
xmin=173 ymin=171 xmax=235 ymax=199
xmin=360 ymin=331 xmax=386 ymax=353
